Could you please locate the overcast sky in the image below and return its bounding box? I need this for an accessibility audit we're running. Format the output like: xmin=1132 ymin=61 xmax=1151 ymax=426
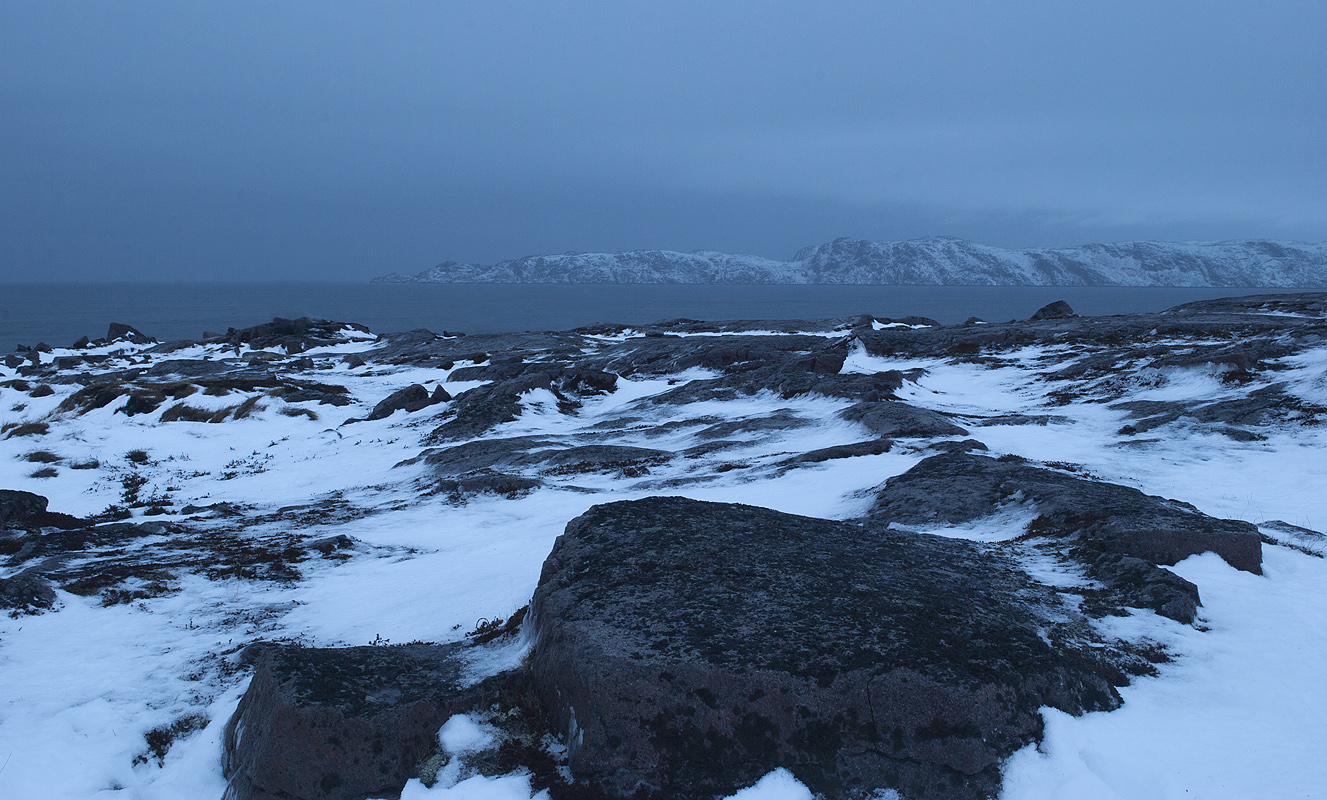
xmin=2 ymin=1 xmax=1324 ymax=281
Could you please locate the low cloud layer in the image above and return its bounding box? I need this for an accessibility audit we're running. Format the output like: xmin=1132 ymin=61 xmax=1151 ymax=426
xmin=2 ymin=1 xmax=1323 ymax=281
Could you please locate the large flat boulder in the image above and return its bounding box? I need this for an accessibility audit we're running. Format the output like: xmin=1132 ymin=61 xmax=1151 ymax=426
xmin=529 ymin=497 xmax=1121 ymax=800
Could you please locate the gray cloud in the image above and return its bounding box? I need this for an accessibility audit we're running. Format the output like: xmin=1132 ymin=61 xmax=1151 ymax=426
xmin=2 ymin=0 xmax=1324 ymax=281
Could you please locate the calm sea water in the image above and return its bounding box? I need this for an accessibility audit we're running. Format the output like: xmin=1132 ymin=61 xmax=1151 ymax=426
xmin=0 ymin=283 xmax=1291 ymax=350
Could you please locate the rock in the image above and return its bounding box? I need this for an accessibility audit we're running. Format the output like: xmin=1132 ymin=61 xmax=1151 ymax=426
xmin=71 ymin=335 xmax=91 ymax=349
xmin=0 ymin=527 xmax=23 ymax=556
xmin=56 ymin=382 xmax=129 ymax=414
xmin=839 ymin=401 xmax=968 ymax=438
xmin=222 ymin=643 xmax=485 ymax=800
xmin=925 ymin=439 xmax=989 ymax=454
xmin=181 ymin=502 xmax=244 ymax=517
xmin=695 ymin=411 xmax=810 ymax=439
xmin=0 ymin=568 xmax=57 ymax=612
xmin=0 ymin=489 xmax=83 ymax=530
xmin=1029 ymin=301 xmax=1076 ymax=320
xmin=1112 ymin=383 xmax=1326 ymax=434
xmin=867 ymin=453 xmax=1263 ymax=621
xmin=122 ymin=393 xmax=165 ymax=416
xmin=306 ymin=534 xmax=354 ymax=556
xmin=368 ymin=384 xmax=447 ymax=421
xmin=649 ymin=368 xmax=907 ymax=406
xmin=535 ymin=445 xmax=670 ymax=474
xmin=786 ymin=439 xmax=893 ymax=464
xmin=0 ymin=489 xmax=49 ymax=526
xmin=530 ymin=497 xmax=1121 ymax=800
xmin=2 ymin=354 xmax=22 ymax=369
xmin=1089 ymin=553 xmax=1200 ymax=623
xmin=418 ymin=436 xmax=559 ymax=474
xmin=780 ymin=350 xmax=847 ymax=375
xmin=107 ymin=322 xmax=155 ymax=344
xmin=972 ymin=414 xmax=1068 ymax=427
xmin=4 ymin=521 xmax=158 ymax=566
xmin=426 ymin=373 xmax=562 ymax=442
xmin=433 ymin=470 xmax=543 ymax=497
xmin=342 ymin=354 xmax=365 ymax=368
xmin=418 ymin=437 xmax=669 ymax=481
xmin=224 ymin=317 xmax=372 ymax=355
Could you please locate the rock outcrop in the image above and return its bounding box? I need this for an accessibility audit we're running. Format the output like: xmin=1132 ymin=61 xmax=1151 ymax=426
xmin=868 ymin=453 xmax=1263 ymax=622
xmin=839 ymin=401 xmax=968 ymax=438
xmin=367 ymin=383 xmax=450 ymax=420
xmin=529 ymin=497 xmax=1122 ymax=800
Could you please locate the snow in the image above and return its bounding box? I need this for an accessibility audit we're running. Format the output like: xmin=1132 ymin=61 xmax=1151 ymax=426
xmin=3 ymin=318 xmax=1327 ymax=799
xmin=1002 ymin=547 xmax=1327 ymax=800
xmin=398 ymin=773 xmax=545 ymax=800
xmin=722 ymin=769 xmax=818 ymax=800
xmin=872 ymin=320 xmax=933 ymax=330
xmin=439 ymin=714 xmax=498 ymax=756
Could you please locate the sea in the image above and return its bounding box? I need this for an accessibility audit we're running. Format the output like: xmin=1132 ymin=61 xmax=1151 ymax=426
xmin=0 ymin=282 xmax=1301 ymax=350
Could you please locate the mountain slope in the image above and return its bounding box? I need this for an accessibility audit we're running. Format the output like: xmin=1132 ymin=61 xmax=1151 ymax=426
xmin=373 ymin=237 xmax=1327 ymax=287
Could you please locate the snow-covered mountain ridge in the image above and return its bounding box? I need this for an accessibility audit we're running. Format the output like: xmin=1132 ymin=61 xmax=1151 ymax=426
xmin=372 ymin=236 xmax=1327 ymax=287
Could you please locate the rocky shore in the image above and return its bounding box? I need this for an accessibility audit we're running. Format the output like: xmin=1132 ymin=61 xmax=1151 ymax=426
xmin=2 ymin=295 xmax=1325 ymax=799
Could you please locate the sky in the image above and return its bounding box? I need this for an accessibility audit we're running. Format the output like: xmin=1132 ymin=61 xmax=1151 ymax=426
xmin=1 ymin=1 xmax=1325 ymax=282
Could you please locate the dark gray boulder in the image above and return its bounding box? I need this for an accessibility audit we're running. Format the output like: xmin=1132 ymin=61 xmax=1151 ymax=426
xmin=1029 ymin=301 xmax=1076 ymax=320
xmin=867 ymin=453 xmax=1262 ymax=621
xmin=839 ymin=401 xmax=968 ymax=438
xmin=418 ymin=436 xmax=558 ymax=474
xmin=367 ymin=384 xmax=448 ymax=421
xmin=0 ymin=489 xmax=49 ymax=526
xmin=780 ymin=350 xmax=848 ymax=375
xmin=426 ymin=366 xmax=617 ymax=442
xmin=695 ymin=411 xmax=810 ymax=439
xmin=1089 ymin=553 xmax=1202 ymax=623
xmin=224 ymin=317 xmax=372 ymax=355
xmin=0 ymin=568 xmax=57 ymax=612
xmin=427 ymin=374 xmax=561 ymax=442
xmin=415 ymin=437 xmax=668 ymax=488
xmin=107 ymin=322 xmax=155 ymax=344
xmin=433 ymin=470 xmax=543 ymax=497
xmin=530 ymin=497 xmax=1121 ymax=800
xmin=222 ymin=643 xmax=486 ymax=800
xmin=925 ymin=439 xmax=990 ymax=455
xmin=535 ymin=445 xmax=671 ymax=474
xmin=785 ymin=439 xmax=893 ymax=464
xmin=647 ymin=368 xmax=908 ymax=406
xmin=1112 ymin=383 xmax=1326 ymax=434
xmin=0 ymin=489 xmax=83 ymax=530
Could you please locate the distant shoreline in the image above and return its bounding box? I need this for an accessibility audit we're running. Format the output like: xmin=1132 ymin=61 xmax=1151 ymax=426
xmin=373 ymin=236 xmax=1327 ymax=288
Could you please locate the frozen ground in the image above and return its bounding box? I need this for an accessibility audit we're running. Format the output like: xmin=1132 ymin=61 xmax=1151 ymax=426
xmin=1 ymin=304 xmax=1325 ymax=799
